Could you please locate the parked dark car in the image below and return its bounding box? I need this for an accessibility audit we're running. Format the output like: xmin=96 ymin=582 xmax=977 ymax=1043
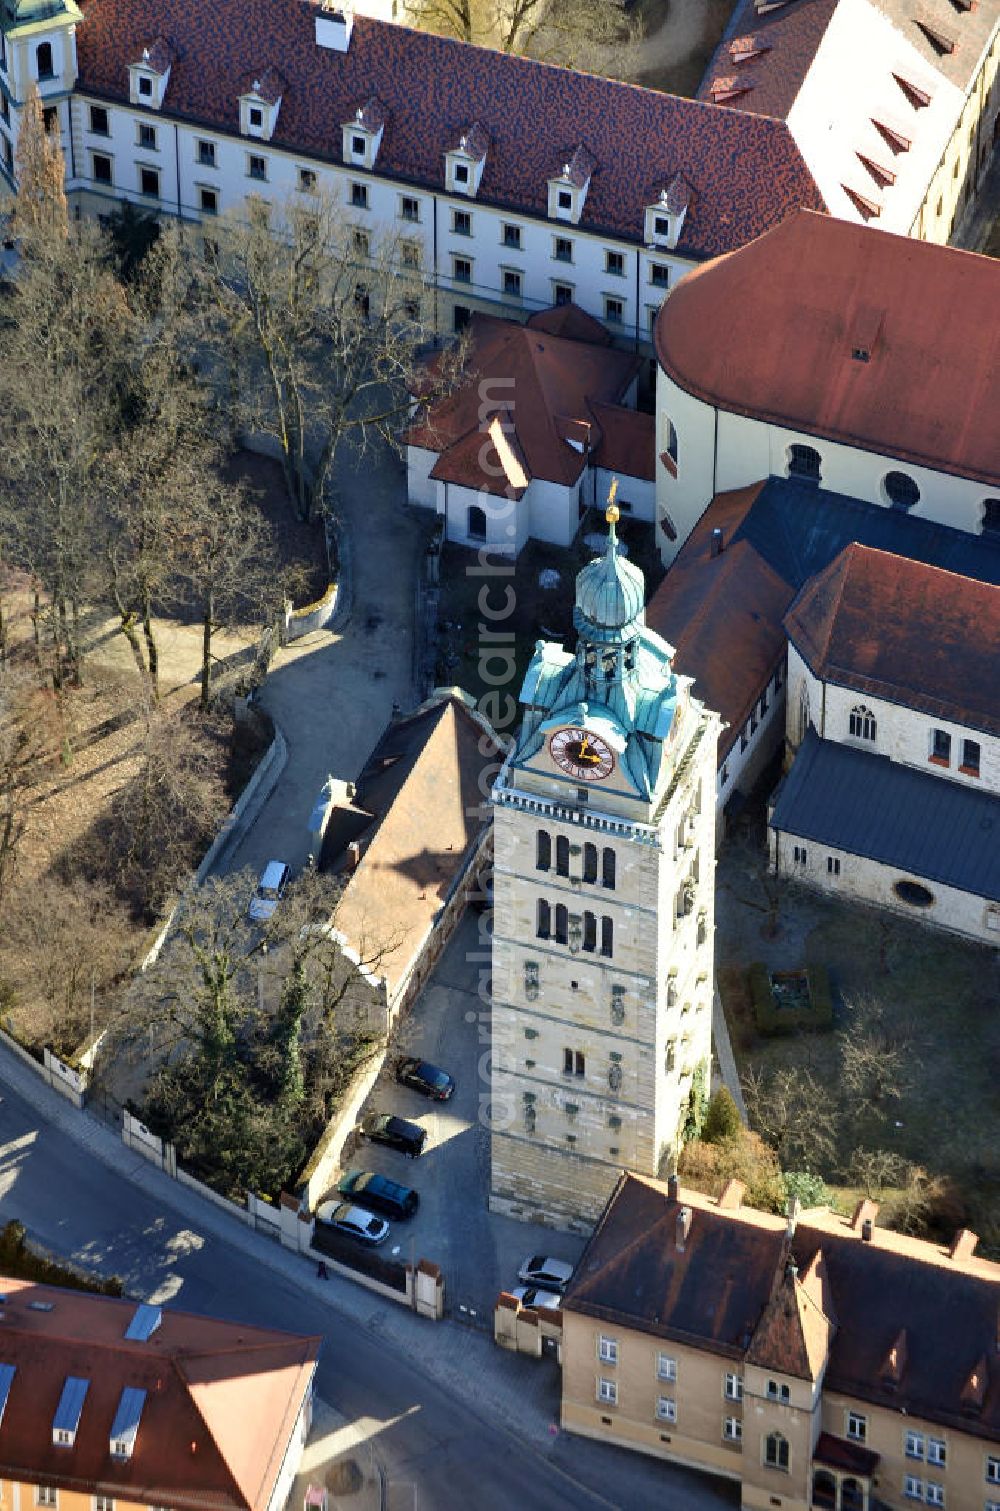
xmin=359 ymin=1112 xmax=427 ymax=1157
xmin=336 ymin=1169 xmax=419 ymax=1220
xmin=395 ymin=1057 xmax=455 ymax=1101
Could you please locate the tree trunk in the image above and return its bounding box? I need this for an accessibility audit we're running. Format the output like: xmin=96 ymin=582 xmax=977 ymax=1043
xmin=141 ymin=591 xmax=160 ymax=703
xmin=118 ymin=613 xmax=150 ymax=687
xmin=200 ymin=589 xmax=214 ymax=710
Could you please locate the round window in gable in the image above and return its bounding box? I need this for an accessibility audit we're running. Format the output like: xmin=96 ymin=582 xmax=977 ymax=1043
xmin=884 ymin=471 xmax=920 ymax=510
xmin=893 ymin=879 xmax=934 ymax=908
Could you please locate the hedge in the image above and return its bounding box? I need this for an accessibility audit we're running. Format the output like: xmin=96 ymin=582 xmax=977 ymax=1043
xmin=749 ymin=963 xmax=833 ymax=1035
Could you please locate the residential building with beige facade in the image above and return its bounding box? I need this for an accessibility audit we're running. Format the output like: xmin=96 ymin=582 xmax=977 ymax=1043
xmin=0 ymin=1274 xmax=321 ymax=1511
xmin=561 ymin=1173 xmax=1000 ymax=1511
xmin=489 ymin=509 xmax=721 ymax=1231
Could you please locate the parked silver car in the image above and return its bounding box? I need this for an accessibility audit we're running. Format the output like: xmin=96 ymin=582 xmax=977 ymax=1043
xmin=516 ymin=1255 xmax=574 ymax=1292
xmin=248 ymin=861 xmax=291 ymax=922
xmin=509 ymin=1285 xmax=561 ymax=1311
xmin=315 ymin=1200 xmax=389 ymax=1246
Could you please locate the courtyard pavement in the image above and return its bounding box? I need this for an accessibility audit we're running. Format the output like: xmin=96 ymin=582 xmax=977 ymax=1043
xmin=217 ymin=439 xmax=431 ymax=886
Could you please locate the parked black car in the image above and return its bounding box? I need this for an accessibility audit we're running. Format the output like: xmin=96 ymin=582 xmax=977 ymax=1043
xmin=359 ymin=1112 xmax=427 ymax=1157
xmin=336 ymin=1169 xmax=419 ymax=1220
xmin=395 ymin=1057 xmax=455 ymax=1101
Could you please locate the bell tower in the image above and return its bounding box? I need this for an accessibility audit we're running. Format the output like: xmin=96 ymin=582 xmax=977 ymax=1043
xmin=0 ymin=0 xmax=81 ymax=189
xmin=489 ymin=501 xmax=721 ymax=1230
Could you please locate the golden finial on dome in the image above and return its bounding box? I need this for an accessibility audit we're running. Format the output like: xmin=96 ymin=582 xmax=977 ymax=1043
xmin=606 ymin=477 xmax=620 ymax=526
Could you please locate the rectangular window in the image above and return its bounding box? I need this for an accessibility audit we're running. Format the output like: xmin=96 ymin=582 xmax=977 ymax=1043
xmin=43 ymin=105 xmax=58 ymax=134
xmin=350 ymin=132 xmax=366 ymax=158
xmin=199 ymin=186 xmax=218 ymax=215
xmin=656 ymin=1354 xmax=677 ymax=1382
xmin=295 ymin=166 xmax=316 ymax=192
xmin=503 ymin=222 xmax=522 ymax=249
xmin=452 ymin=256 xmax=472 ymax=284
xmin=561 ymin=1049 xmax=584 ymax=1077
xmin=557 ymin=189 xmax=572 ymax=211
xmin=553 ymin=282 xmax=573 ymax=306
xmin=554 ymin=236 xmax=573 ymax=263
xmin=137 ymin=122 xmax=156 ymax=150
xmin=94 ymin=1498 xmax=115 ymax=1511
xmin=604 ymin=296 xmax=624 ymax=324
xmin=905 ymin=1431 xmax=925 ymax=1459
xmin=988 ymin=1459 xmax=1000 ymax=1485
xmin=452 ymin=209 xmax=472 ymax=236
xmin=606 ymin=249 xmax=624 ymax=276
xmin=724 ymin=1373 xmax=743 ymax=1401
xmin=650 ymin=262 xmax=670 ymax=288
xmin=454 ymin=162 xmax=469 ymax=184
xmin=924 ymin=1486 xmax=944 ymax=1508
xmin=503 ymin=269 xmax=522 ymax=298
xmin=793 ymin=846 xmax=807 ymax=865
xmin=656 ymin=1396 xmax=677 ymax=1423
xmin=138 ymin=75 xmax=153 ymax=98
xmin=92 ymin=152 xmax=112 ymax=185
xmin=654 ymin=214 xmax=670 ymax=239
xmin=598 ymin=1335 xmax=618 ymax=1364
xmin=766 ymin=1380 xmax=790 ymax=1403
xmin=350 ymin=181 xmax=369 ymax=209
xmin=248 ymin=153 xmax=267 ymax=181
xmin=248 ymin=105 xmax=263 ymax=127
xmin=904 ymin=1478 xmax=923 ymax=1501
xmin=931 ymin=728 xmax=951 ymax=763
xmin=353 ymin=228 xmax=370 ymax=258
xmin=846 ymin=1411 xmax=867 ymax=1443
xmin=36 ymin=1493 xmax=58 ymax=1510
xmin=827 ymin=856 xmax=841 ymax=876
xmin=961 ymin=739 xmax=981 ymax=775
xmin=89 ymin=105 xmax=109 ymax=135
xmin=401 ymin=241 xmax=420 ymax=270
xmin=927 ymin=1440 xmax=946 ymax=1467
xmin=400 ymin=194 xmax=419 ymax=222
xmin=723 ymin=1416 xmax=743 ymax=1441
xmin=198 ymin=139 xmax=217 ymax=167
xmin=139 ymin=166 xmax=160 ymax=198
xmin=597 ymin=1377 xmax=617 ymax=1404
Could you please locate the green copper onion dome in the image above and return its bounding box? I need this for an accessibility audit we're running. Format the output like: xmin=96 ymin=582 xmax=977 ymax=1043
xmin=574 ymin=500 xmax=646 ymax=634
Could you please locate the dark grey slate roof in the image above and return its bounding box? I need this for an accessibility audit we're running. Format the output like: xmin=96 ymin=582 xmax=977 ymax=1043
xmin=771 ymin=730 xmax=1000 ymax=900
xmin=734 ymin=478 xmax=1000 ymax=592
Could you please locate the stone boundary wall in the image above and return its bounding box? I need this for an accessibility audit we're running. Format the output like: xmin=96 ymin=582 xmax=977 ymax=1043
xmin=282 ymin=581 xmax=339 ymax=642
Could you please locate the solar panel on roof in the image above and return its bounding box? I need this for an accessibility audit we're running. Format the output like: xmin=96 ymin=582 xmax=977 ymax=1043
xmin=124 ymin=1303 xmax=162 ymax=1341
xmin=0 ymin=1363 xmax=15 ymax=1427
xmin=110 ymin=1386 xmax=147 ymax=1458
xmin=53 ymin=1376 xmax=89 ymax=1440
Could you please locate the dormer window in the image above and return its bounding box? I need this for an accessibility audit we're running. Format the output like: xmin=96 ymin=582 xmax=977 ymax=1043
xmin=239 ymin=68 xmax=284 ymax=142
xmin=646 ymin=173 xmax=691 ymax=249
xmin=547 ymin=144 xmax=595 ymax=224
xmin=341 ymin=98 xmax=385 ymax=170
xmin=445 ymin=123 xmax=488 ymax=198
xmin=128 ymin=38 xmax=174 ymax=110
xmin=53 ymin=1377 xmax=89 ymax=1448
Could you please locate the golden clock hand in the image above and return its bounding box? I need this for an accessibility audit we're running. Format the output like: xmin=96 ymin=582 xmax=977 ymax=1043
xmin=578 ymin=736 xmax=591 ymax=759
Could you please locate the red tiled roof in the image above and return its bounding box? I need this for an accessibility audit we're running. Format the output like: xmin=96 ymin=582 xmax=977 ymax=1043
xmin=447 ymin=121 xmax=489 ymax=160
xmin=134 ymin=35 xmax=175 ymax=72
xmin=588 ymin=402 xmax=655 ymax=483
xmin=698 ymin=0 xmax=841 ymax=119
xmin=655 ymin=209 xmax=1000 ymax=485
xmin=0 ymin=1276 xmax=319 ymax=1511
xmin=407 ymin=309 xmax=641 ymax=491
xmin=75 ymin=0 xmax=825 ymax=256
xmin=645 ymin=483 xmax=789 ymax=761
xmin=814 ymin=1431 xmax=881 ymax=1476
xmin=783 ymin=542 xmax=1000 ymax=736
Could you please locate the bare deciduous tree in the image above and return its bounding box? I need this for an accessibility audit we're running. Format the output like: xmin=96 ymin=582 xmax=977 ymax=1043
xmin=204 ymin=193 xmax=463 ymax=522
xmin=840 ymin=995 xmax=910 ymax=1109
xmin=11 ymin=83 xmax=67 ymax=242
xmin=742 ymin=1063 xmax=840 ymax=1171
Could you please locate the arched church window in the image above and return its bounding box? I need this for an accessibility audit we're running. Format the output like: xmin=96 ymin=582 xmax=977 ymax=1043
xmin=467 ymin=504 xmax=487 ymax=540
xmin=583 ymin=842 xmax=598 ymax=883
xmin=602 ymin=848 xmax=616 ymax=890
xmin=764 ymin=1432 xmax=790 ymax=1471
xmin=797 ymin=683 xmax=811 ymax=745
xmin=600 ymin=916 xmax=614 ymax=958
xmin=661 ymin=416 xmax=679 ymax=472
xmin=554 ymin=904 xmax=569 ymax=945
xmin=536 ymin=830 xmax=551 ymax=871
xmin=848 ymin=705 xmax=877 ymax=741
xmin=787 ymin=444 xmax=821 ymax=484
xmin=582 ymin=911 xmax=597 ymax=952
xmin=36 ymin=41 xmax=54 ymax=80
xmin=556 ymin=835 xmax=570 ymax=876
xmin=536 ymin=899 xmax=550 ymax=939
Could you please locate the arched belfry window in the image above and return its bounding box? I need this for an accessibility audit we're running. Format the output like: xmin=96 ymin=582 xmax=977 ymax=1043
xmin=583 ymin=842 xmax=598 ymax=883
xmin=36 ymin=41 xmax=54 ymax=79
xmin=536 ymin=830 xmax=551 ymax=871
xmin=602 ymin=848 xmax=616 ymax=890
xmin=467 ymin=504 xmax=487 ymax=540
xmin=848 ymin=705 xmax=876 ymax=742
xmin=787 ymin=444 xmax=821 ymax=484
xmin=536 ymin=899 xmax=551 ymax=938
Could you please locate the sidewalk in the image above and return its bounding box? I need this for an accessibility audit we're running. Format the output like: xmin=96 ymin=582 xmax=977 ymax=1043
xmin=289 ymin=1397 xmax=383 ymax=1511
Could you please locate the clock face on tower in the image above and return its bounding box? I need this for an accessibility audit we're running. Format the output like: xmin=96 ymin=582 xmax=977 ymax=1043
xmin=549 ymin=727 xmax=615 ymax=782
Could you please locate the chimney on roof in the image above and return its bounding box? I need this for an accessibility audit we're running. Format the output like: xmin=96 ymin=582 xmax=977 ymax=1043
xmin=851 ymin=1198 xmax=879 ymax=1237
xmin=710 ymin=527 xmax=724 ymax=558
xmin=347 ymin=840 xmax=362 ymax=871
xmin=667 ymin=1172 xmax=680 ymax=1202
xmin=314 ymin=0 xmax=353 ymax=52
xmin=676 ymin=1206 xmax=692 ymax=1251
xmin=949 ymin=1228 xmax=979 ymax=1262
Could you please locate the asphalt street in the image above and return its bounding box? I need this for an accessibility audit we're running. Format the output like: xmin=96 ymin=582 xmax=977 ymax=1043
xmin=0 ymin=1061 xmax=736 ymax=1511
